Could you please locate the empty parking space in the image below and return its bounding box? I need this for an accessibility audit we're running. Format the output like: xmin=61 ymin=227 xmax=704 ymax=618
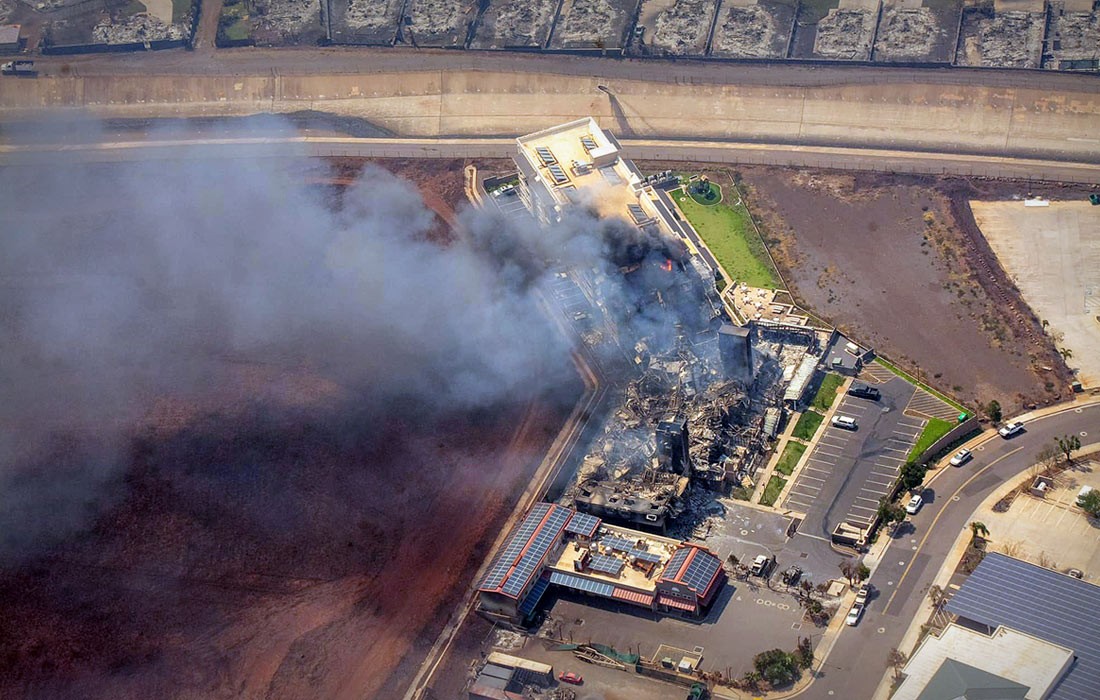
xmin=906 ymin=387 xmax=963 ymax=421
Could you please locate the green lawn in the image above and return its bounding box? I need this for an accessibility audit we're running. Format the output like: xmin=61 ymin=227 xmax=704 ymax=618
xmin=908 ymin=418 xmax=955 ymax=462
xmin=791 ymin=410 xmax=825 ymax=441
xmin=674 ymin=189 xmax=781 ymax=289
xmin=774 ymin=441 xmax=807 ymax=476
xmin=810 ymin=373 xmax=845 ymax=413
xmin=760 ymin=475 xmax=788 ymax=507
xmin=874 ymin=358 xmax=968 ymax=414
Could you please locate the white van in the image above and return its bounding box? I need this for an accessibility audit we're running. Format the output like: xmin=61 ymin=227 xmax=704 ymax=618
xmin=832 ymin=415 xmax=858 ymax=430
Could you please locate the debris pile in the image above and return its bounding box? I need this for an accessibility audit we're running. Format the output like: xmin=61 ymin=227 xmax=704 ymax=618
xmin=711 ymin=1 xmax=792 ymax=58
xmin=551 ymin=0 xmax=626 ymax=48
xmin=92 ymin=14 xmax=188 ymax=43
xmin=650 ymin=0 xmax=715 ymax=54
xmin=1045 ymin=9 xmax=1100 ymax=67
xmin=405 ymin=0 xmax=472 ymax=45
xmin=250 ymin=0 xmax=323 ymax=42
xmin=814 ymin=8 xmax=877 ymax=59
xmin=959 ymin=8 xmax=1044 ymax=67
xmin=344 ymin=0 xmax=402 ymax=30
xmin=873 ymin=7 xmax=943 ymax=61
xmin=474 ymin=0 xmax=558 ymax=48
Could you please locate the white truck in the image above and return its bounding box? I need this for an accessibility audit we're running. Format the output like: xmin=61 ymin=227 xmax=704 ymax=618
xmin=1 ymin=60 xmax=35 ymax=76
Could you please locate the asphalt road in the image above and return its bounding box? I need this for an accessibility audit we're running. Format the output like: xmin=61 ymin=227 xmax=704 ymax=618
xmin=803 ymin=401 xmax=1100 ymax=700
xmin=3 ymin=136 xmax=1099 ymax=185
xmin=8 ymin=46 xmax=1100 ymax=93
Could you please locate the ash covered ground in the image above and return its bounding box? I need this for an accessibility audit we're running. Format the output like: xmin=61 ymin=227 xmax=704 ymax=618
xmin=0 ymin=121 xmax=591 ymax=699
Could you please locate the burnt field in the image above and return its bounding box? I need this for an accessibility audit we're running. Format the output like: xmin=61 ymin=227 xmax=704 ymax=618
xmin=0 ymin=155 xmax=580 ymax=699
xmin=738 ymin=169 xmax=1075 ymax=412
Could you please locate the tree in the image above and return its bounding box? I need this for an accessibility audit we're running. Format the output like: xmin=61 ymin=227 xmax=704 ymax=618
xmin=928 ymin=584 xmax=945 ymax=610
xmin=900 ymin=461 xmax=927 ymax=492
xmin=878 ymin=498 xmax=906 ymax=529
xmin=795 ymin=637 xmax=814 ymax=670
xmin=986 ymin=399 xmax=1002 ymax=423
xmin=1056 ymin=434 xmax=1082 ymax=464
xmin=969 ymin=521 xmax=989 ymax=548
xmin=886 ymin=648 xmax=908 ymax=680
xmin=857 ymin=563 xmax=871 ymax=583
xmin=1060 ymin=347 xmax=1074 ymax=361
xmin=754 ymin=648 xmax=799 ymax=687
xmin=739 ymin=670 xmax=762 ymax=692
xmin=840 ymin=559 xmax=858 ymax=586
xmin=1079 ymin=489 xmax=1100 ymax=518
xmin=1035 ymin=444 xmax=1062 ymax=474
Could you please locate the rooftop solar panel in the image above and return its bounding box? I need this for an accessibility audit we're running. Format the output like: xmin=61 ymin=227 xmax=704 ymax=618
xmin=589 ymin=554 xmax=626 ymax=577
xmin=547 ymin=164 xmax=569 ymax=185
xmin=581 ymin=136 xmax=598 ymax=151
xmin=500 ymin=505 xmax=570 ymax=598
xmin=630 ymin=549 xmax=664 ymax=564
xmin=602 ymin=536 xmax=636 ymax=552
xmin=628 ymin=204 xmax=648 ymax=223
xmin=565 ymin=512 xmax=600 ymax=537
xmin=517 ymin=575 xmax=551 ymax=617
xmin=681 ymin=551 xmax=721 ymax=594
xmin=663 ymin=547 xmax=692 ymax=580
xmin=945 ymin=553 xmax=1100 ymax=700
xmin=536 ymin=147 xmax=556 ymax=165
xmin=549 ymin=571 xmax=615 ymax=598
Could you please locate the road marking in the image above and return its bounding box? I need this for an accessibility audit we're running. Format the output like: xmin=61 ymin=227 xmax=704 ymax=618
xmin=882 ymin=445 xmax=1025 ymax=615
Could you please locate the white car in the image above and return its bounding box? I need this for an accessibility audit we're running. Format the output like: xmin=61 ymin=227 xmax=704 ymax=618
xmin=846 ymin=603 xmax=865 ymax=626
xmin=949 ymin=449 xmax=972 ymax=467
xmin=905 ymin=494 xmax=924 ymax=514
xmin=831 ymin=415 xmax=858 ymax=430
xmin=999 ymin=421 xmax=1024 ymax=438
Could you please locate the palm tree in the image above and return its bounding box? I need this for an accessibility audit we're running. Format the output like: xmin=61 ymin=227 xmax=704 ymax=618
xmin=1060 ymin=347 xmax=1074 ymax=360
xmin=969 ymin=521 xmax=989 ymax=548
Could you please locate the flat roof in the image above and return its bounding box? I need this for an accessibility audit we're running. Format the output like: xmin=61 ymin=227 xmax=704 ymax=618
xmin=895 ymin=623 xmax=1073 ymax=700
xmin=549 ymin=524 xmax=681 ymax=593
xmin=946 ymin=553 xmax=1100 ymax=700
xmin=0 ymin=25 xmax=19 ymax=43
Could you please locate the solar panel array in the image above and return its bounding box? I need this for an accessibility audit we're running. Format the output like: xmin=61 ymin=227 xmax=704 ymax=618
xmin=580 ymin=136 xmax=598 ymax=152
xmin=680 ymin=550 xmax=722 ymax=595
xmin=631 ymin=549 xmax=663 ymax=564
xmin=628 ymin=203 xmax=648 ymax=223
xmin=479 ymin=502 xmax=571 ymax=598
xmin=663 ymin=546 xmax=692 ymax=580
xmin=945 ymin=553 xmax=1100 ymax=700
xmin=550 ymin=571 xmax=615 ymax=598
xmin=565 ymin=512 xmax=600 ymax=537
xmin=536 ymin=146 xmax=557 ymax=166
xmin=588 ymin=554 xmax=625 ymax=577
xmin=602 ymin=536 xmax=636 ymax=552
xmin=517 ymin=575 xmax=551 ymax=617
xmin=547 ymin=164 xmax=569 ymax=185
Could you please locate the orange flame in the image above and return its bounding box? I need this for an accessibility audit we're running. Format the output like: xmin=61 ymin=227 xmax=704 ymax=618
xmin=662 ymin=259 xmax=673 ymax=272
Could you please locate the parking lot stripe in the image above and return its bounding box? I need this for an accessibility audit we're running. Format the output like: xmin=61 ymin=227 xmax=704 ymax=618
xmin=849 ymin=503 xmax=877 ymax=513
xmin=798 ymin=474 xmax=826 ymax=484
xmin=804 ymin=466 xmax=832 ymax=475
xmin=855 ymin=496 xmax=881 ymax=504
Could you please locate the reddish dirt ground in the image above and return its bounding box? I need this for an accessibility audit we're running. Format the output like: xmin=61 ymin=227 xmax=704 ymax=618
xmin=737 ymin=168 xmax=1074 ymax=412
xmin=0 ymin=159 xmax=580 ymax=700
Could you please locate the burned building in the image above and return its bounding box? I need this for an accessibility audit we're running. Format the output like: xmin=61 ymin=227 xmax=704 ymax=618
xmin=718 ymin=323 xmax=752 ymax=381
xmin=656 ymin=416 xmax=691 ymax=475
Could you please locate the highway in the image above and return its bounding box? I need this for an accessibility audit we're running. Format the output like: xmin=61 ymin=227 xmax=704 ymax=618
xmin=804 ymin=400 xmax=1100 ymax=700
xmin=3 ymin=135 xmax=1099 ymax=184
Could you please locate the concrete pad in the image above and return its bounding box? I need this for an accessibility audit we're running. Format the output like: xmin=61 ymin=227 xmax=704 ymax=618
xmin=972 ymin=200 xmax=1100 ymax=387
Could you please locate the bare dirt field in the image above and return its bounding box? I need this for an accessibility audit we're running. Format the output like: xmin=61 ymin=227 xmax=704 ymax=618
xmin=639 ymin=162 xmax=1084 ymax=412
xmin=0 ymin=158 xmax=579 ymax=700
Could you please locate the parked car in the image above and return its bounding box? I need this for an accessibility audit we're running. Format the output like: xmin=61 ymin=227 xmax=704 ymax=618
xmin=831 ymin=415 xmax=858 ymax=430
xmin=559 ymin=672 xmax=583 ymax=685
xmin=1068 ymin=569 xmax=1084 ymax=580
xmin=949 ymin=448 xmax=973 ymax=467
xmin=905 ymin=494 xmax=924 ymax=514
xmin=855 ymin=583 xmax=872 ymax=606
xmin=999 ymin=421 xmax=1025 ymax=438
xmin=845 ymin=603 xmax=865 ymax=626
xmin=750 ymin=554 xmax=775 ymax=577
xmin=781 ymin=565 xmax=803 ymax=586
xmin=1076 ymin=486 xmax=1095 ymax=508
xmin=848 ymin=384 xmax=881 ymax=401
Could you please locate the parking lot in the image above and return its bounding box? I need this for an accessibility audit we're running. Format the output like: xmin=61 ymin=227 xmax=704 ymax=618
xmin=539 ymin=579 xmax=806 ymax=678
xmin=783 ymin=374 xmax=925 ymax=537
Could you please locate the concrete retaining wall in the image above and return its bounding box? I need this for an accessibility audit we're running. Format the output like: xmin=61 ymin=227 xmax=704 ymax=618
xmin=2 ymin=69 xmax=1100 ymax=164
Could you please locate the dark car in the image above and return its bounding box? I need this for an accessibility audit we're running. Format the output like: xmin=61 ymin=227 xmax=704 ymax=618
xmin=848 ymin=384 xmax=881 ymax=401
xmin=781 ymin=565 xmax=803 ymax=586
